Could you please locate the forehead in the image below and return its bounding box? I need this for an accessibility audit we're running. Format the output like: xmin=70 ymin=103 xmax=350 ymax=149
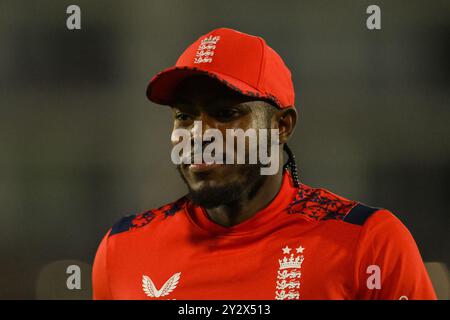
xmin=172 ymin=75 xmax=252 ymax=106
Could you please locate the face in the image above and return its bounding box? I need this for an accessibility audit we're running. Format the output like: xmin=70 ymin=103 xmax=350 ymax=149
xmin=170 ymin=75 xmax=278 ymax=209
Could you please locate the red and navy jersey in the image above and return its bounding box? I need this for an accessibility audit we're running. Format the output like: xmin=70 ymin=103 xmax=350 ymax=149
xmin=92 ymin=170 xmax=436 ymax=300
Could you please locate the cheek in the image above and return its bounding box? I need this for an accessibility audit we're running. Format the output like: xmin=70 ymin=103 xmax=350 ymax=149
xmin=171 ymin=123 xmax=190 ymax=145
xmin=170 ymin=123 xmax=178 ymax=144
xmin=170 ymin=129 xmax=179 ymax=145
xmin=213 ymin=118 xmax=267 ymax=156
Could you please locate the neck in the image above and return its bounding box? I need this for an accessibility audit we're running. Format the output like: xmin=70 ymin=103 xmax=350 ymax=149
xmin=205 ymin=167 xmax=285 ymax=227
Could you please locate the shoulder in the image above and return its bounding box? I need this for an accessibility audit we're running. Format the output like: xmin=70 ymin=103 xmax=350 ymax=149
xmin=356 ymin=208 xmax=415 ymax=244
xmin=108 ymin=196 xmax=189 ymax=237
xmin=287 ymin=182 xmax=383 ymax=226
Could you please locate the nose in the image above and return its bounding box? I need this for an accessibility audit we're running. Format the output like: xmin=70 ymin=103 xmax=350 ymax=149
xmin=190 ymin=113 xmax=221 ymax=158
xmin=191 ymin=113 xmax=216 ymax=139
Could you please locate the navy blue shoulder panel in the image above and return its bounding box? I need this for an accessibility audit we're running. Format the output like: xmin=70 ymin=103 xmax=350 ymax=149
xmin=107 ymin=197 xmax=187 ymax=237
xmin=343 ymin=203 xmax=380 ymax=226
xmin=109 ymin=215 xmax=136 ymax=236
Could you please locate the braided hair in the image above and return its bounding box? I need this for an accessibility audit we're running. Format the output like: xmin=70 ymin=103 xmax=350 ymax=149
xmin=283 ymin=143 xmax=300 ymax=187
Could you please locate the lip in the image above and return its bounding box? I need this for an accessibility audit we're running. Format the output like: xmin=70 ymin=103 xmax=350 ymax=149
xmin=187 ymin=162 xmax=225 ymax=172
xmin=181 ymin=153 xmax=226 ymax=162
xmin=181 ymin=152 xmax=227 ymax=173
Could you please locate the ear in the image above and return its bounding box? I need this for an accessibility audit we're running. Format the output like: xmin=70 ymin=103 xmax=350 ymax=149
xmin=276 ymin=107 xmax=297 ymax=144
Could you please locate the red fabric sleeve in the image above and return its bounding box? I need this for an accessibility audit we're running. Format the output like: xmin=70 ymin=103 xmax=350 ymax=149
xmin=353 ymin=209 xmax=437 ymax=300
xmin=92 ymin=229 xmax=113 ymax=300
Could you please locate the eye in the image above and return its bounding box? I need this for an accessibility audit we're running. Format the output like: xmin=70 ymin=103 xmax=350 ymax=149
xmin=174 ymin=112 xmax=192 ymax=121
xmin=214 ymin=108 xmax=240 ymax=121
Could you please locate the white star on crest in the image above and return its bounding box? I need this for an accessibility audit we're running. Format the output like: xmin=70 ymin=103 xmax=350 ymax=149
xmin=282 ymin=246 xmax=291 ymax=254
xmin=296 ymin=246 xmax=305 ymax=254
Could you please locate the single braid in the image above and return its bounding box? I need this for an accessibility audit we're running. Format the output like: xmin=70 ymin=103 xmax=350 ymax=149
xmin=283 ymin=144 xmax=300 ymax=187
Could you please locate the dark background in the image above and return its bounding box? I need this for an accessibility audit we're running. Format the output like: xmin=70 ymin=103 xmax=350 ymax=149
xmin=0 ymin=0 xmax=448 ymax=299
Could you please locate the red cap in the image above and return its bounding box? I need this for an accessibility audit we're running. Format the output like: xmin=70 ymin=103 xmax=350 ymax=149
xmin=146 ymin=28 xmax=295 ymax=109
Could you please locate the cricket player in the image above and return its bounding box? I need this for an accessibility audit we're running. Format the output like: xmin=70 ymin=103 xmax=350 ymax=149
xmin=92 ymin=28 xmax=436 ymax=300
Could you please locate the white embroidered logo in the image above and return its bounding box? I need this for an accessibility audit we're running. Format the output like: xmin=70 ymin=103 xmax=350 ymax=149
xmin=142 ymin=272 xmax=181 ymax=298
xmin=275 ymin=245 xmax=305 ymax=300
xmin=194 ymin=35 xmax=220 ymax=64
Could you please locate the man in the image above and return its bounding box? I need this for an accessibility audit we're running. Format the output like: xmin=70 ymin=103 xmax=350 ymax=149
xmin=92 ymin=28 xmax=436 ymax=299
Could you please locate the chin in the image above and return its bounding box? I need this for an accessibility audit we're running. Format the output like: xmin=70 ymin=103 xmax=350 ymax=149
xmin=187 ymin=182 xmax=243 ymax=209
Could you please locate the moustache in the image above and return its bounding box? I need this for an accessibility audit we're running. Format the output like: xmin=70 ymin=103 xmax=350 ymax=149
xmin=180 ymin=150 xmax=227 ymax=164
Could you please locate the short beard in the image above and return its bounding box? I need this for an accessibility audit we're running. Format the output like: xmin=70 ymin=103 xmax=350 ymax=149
xmin=177 ymin=164 xmax=267 ymax=209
